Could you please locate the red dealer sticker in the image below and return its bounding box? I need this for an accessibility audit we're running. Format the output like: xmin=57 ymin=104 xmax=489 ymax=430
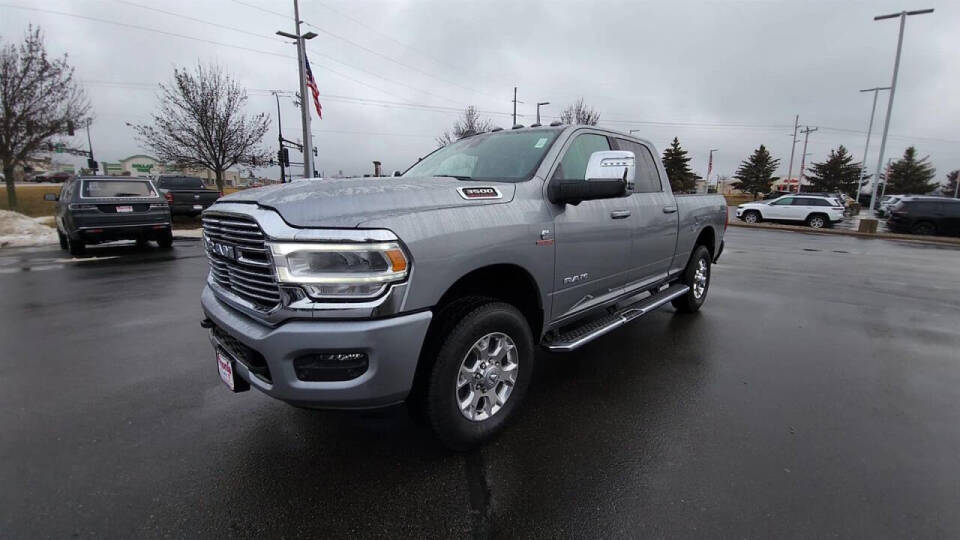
xmin=457 ymin=187 xmax=502 ymax=200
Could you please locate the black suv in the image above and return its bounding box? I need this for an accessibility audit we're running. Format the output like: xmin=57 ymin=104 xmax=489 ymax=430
xmin=886 ymin=196 xmax=960 ymax=236
xmin=45 ymin=176 xmax=173 ymax=255
xmin=154 ymin=175 xmax=220 ymax=216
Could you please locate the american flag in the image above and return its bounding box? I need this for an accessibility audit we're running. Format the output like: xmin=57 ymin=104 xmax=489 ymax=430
xmin=304 ymin=52 xmax=322 ymax=119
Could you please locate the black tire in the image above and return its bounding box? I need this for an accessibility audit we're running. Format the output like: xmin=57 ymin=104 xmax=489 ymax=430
xmin=672 ymin=245 xmax=712 ymax=313
xmin=136 ymin=236 xmax=150 ymax=248
xmin=743 ymin=210 xmax=761 ymax=224
xmin=156 ymin=229 xmax=173 ymax=249
xmin=67 ymin=234 xmax=85 ymax=257
xmin=806 ymin=213 xmax=828 ymax=229
xmin=911 ymin=221 xmax=936 ymax=236
xmin=425 ymin=301 xmax=534 ymax=451
xmin=57 ymin=229 xmax=68 ymax=250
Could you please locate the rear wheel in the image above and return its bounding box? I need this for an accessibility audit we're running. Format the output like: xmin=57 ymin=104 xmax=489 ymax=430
xmin=743 ymin=210 xmax=761 ymax=224
xmin=425 ymin=301 xmax=534 ymax=451
xmin=806 ymin=214 xmax=827 ymax=229
xmin=911 ymin=221 xmax=936 ymax=236
xmin=156 ymin=229 xmax=173 ymax=249
xmin=67 ymin=234 xmax=85 ymax=257
xmin=672 ymin=245 xmax=711 ymax=313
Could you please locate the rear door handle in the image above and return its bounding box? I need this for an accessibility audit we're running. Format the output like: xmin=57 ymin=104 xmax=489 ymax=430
xmin=610 ymin=210 xmax=632 ymax=219
xmin=662 ymin=206 xmax=678 ymax=214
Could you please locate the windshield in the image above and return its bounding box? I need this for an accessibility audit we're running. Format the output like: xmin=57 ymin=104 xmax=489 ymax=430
xmin=158 ymin=177 xmax=205 ymax=189
xmin=81 ymin=180 xmax=157 ymax=198
xmin=403 ymin=128 xmax=562 ymax=182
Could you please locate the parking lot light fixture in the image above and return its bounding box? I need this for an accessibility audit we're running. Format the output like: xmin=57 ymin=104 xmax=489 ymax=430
xmin=857 ymin=87 xmax=890 ymax=203
xmin=869 ymin=8 xmax=934 ymax=212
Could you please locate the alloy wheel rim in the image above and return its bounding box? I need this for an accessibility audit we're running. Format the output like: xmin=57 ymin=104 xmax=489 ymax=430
xmin=456 ymin=332 xmax=519 ymax=422
xmin=693 ymin=258 xmax=708 ymax=299
xmin=811 ymin=217 xmax=824 ymax=228
xmin=745 ymin=213 xmax=757 ymax=223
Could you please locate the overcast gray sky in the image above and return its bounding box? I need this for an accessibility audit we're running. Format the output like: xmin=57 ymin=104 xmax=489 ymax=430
xmin=3 ymin=0 xmax=958 ymax=185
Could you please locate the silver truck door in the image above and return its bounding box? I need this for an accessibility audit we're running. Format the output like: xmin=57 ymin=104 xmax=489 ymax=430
xmin=549 ymin=133 xmax=637 ymax=321
xmin=614 ymin=138 xmax=678 ymax=287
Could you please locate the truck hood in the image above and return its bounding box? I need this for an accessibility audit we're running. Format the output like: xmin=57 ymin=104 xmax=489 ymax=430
xmin=218 ymin=176 xmax=516 ymax=228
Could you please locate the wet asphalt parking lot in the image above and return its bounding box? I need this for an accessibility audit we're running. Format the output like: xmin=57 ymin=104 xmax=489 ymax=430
xmin=2 ymin=227 xmax=959 ymax=538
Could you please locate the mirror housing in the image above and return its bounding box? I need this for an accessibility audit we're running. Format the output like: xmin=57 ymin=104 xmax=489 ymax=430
xmin=44 ymin=193 xmax=58 ymax=202
xmin=393 ymin=170 xmax=402 ymax=177
xmin=548 ymin=150 xmax=633 ymax=204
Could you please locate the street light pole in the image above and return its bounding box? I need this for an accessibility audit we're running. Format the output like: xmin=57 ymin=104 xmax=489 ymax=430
xmin=785 ymin=114 xmax=799 ymax=188
xmin=869 ymin=8 xmax=934 ymax=211
xmin=277 ymin=0 xmax=318 ymax=179
xmin=536 ymin=102 xmax=550 ymax=125
xmin=856 ymin=87 xmax=890 ymax=204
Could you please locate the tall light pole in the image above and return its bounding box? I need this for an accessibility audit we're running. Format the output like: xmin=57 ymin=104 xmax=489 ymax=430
xmin=277 ymin=0 xmax=318 ymax=179
xmin=512 ymin=87 xmax=523 ymax=126
xmin=856 ymin=86 xmax=890 ymax=204
xmin=869 ymin=8 xmax=934 ymax=211
xmin=273 ymin=92 xmax=286 ymax=183
xmin=785 ymin=114 xmax=799 ymax=187
xmin=536 ymin=102 xmax=550 ymax=125
xmin=705 ymin=149 xmax=718 ymax=193
xmin=797 ymin=126 xmax=818 ymax=193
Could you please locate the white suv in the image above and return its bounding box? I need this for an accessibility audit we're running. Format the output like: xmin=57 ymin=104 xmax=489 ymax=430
xmin=736 ymin=195 xmax=845 ymax=228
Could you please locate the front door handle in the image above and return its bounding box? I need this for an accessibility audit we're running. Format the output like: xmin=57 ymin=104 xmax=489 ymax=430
xmin=610 ymin=210 xmax=632 ymax=219
xmin=662 ymin=206 xmax=678 ymax=214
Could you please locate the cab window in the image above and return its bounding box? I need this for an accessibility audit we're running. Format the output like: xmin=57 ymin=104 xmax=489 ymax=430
xmin=553 ymin=134 xmax=610 ymax=181
xmin=615 ymin=139 xmax=662 ymax=193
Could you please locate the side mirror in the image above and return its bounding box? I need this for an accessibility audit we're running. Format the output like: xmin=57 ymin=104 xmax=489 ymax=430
xmin=44 ymin=193 xmax=59 ymax=201
xmin=548 ymin=150 xmax=633 ymax=204
xmin=393 ymin=170 xmax=402 ymax=177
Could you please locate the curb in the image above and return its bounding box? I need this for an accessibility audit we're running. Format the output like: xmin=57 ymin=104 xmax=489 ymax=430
xmin=728 ymin=221 xmax=960 ymax=247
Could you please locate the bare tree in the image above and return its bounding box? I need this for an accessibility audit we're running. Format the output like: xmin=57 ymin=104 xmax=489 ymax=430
xmin=0 ymin=26 xmax=90 ymax=210
xmin=130 ymin=64 xmax=271 ymax=193
xmin=437 ymin=106 xmax=494 ymax=147
xmin=559 ymin=97 xmax=600 ymax=126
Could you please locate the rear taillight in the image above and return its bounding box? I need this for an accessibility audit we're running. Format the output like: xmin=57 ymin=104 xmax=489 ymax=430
xmin=164 ymin=192 xmax=174 ymax=204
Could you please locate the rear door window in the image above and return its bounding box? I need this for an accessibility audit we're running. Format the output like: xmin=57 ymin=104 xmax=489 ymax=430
xmin=614 ymin=139 xmax=662 ymax=193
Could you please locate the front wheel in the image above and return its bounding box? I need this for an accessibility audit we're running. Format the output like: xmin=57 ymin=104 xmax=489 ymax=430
xmin=911 ymin=221 xmax=936 ymax=236
xmin=672 ymin=245 xmax=711 ymax=313
xmin=425 ymin=301 xmax=534 ymax=451
xmin=743 ymin=210 xmax=761 ymax=224
xmin=156 ymin=229 xmax=173 ymax=249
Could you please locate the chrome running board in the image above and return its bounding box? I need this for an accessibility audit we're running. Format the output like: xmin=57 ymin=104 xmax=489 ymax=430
xmin=542 ymin=283 xmax=690 ymax=352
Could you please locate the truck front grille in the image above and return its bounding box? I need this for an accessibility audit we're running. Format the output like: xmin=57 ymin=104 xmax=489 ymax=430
xmin=202 ymin=213 xmax=281 ymax=311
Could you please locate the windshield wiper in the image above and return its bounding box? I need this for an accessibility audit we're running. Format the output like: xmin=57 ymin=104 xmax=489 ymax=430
xmin=434 ymin=174 xmax=474 ymax=181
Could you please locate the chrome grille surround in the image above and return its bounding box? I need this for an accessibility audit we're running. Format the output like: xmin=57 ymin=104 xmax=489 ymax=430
xmin=202 ymin=213 xmax=281 ymax=311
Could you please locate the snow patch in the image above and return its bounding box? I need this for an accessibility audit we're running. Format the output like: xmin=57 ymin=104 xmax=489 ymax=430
xmin=0 ymin=210 xmax=59 ymax=248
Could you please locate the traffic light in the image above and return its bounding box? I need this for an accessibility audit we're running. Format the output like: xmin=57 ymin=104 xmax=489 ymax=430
xmin=67 ymin=121 xmax=75 ymax=136
xmin=87 ymin=158 xmax=98 ymax=171
xmin=280 ymin=148 xmax=290 ymax=167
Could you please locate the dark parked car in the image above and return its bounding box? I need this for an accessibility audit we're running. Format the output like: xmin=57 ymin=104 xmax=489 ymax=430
xmin=154 ymin=176 xmax=220 ymax=215
xmin=32 ymin=171 xmax=72 ymax=183
xmin=886 ymin=196 xmax=960 ymax=236
xmin=44 ymin=176 xmax=172 ymax=255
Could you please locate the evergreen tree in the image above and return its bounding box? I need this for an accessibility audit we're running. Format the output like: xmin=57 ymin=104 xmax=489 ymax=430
xmin=660 ymin=137 xmax=701 ymax=193
xmin=731 ymin=145 xmax=780 ymax=199
xmin=941 ymin=170 xmax=959 ymax=198
xmin=804 ymin=145 xmax=861 ymax=196
xmin=886 ymin=146 xmax=937 ymax=195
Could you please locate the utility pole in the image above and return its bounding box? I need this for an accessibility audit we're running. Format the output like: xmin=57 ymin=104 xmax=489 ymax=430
xmin=85 ymin=122 xmax=96 ymax=175
xmin=785 ymin=114 xmax=800 ymax=190
xmin=273 ymin=92 xmax=286 ymax=183
xmin=870 ymin=8 xmax=934 ymax=212
xmin=536 ymin=101 xmax=550 ymax=125
xmin=797 ymin=126 xmax=818 ymax=193
xmin=856 ymin=86 xmax=890 ymax=203
xmin=276 ymin=0 xmax=318 ymax=179
xmin=880 ymin=158 xmax=892 ymax=200
xmin=705 ymin=149 xmax=718 ymax=194
xmin=512 ymin=87 xmax=522 ymax=126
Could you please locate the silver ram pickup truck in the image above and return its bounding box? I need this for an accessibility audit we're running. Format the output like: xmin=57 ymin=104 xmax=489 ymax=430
xmin=200 ymin=125 xmax=727 ymax=449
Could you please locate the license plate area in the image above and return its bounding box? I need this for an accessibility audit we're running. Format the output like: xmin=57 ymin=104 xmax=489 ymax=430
xmin=216 ymin=347 xmax=250 ymax=392
xmin=116 ymin=205 xmax=133 ymax=213
xmin=193 ymin=204 xmax=203 ymax=210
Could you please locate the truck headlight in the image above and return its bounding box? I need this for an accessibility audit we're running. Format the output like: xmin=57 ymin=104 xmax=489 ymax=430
xmin=267 ymin=242 xmax=409 ymax=300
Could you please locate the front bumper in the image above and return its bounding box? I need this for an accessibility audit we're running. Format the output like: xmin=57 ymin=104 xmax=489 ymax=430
xmin=200 ymin=286 xmax=432 ymax=409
